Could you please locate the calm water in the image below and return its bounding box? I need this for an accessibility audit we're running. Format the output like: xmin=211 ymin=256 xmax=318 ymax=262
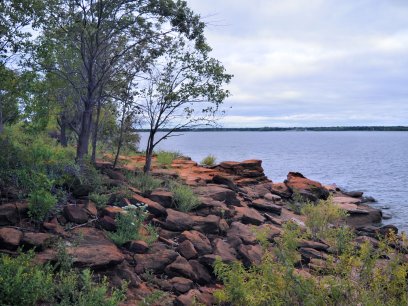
xmin=139 ymin=131 xmax=408 ymax=231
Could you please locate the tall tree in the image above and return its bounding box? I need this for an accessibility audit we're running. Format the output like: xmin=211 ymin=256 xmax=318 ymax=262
xmin=36 ymin=0 xmax=206 ymax=163
xmin=140 ymin=38 xmax=232 ymax=173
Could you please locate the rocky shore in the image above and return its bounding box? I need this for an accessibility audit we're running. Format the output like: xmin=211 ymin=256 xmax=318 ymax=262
xmin=0 ymin=156 xmax=397 ymax=305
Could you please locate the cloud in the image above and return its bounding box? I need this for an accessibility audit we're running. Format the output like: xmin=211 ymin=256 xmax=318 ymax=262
xmin=187 ymin=0 xmax=408 ymax=127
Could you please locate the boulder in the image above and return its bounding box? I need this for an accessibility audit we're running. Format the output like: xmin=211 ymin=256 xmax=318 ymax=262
xmin=227 ymin=222 xmax=257 ymax=245
xmin=194 ymin=185 xmax=240 ymax=206
xmin=213 ymin=238 xmax=237 ymax=262
xmin=125 ymin=240 xmax=149 ymax=254
xmin=21 ymin=232 xmax=54 ymax=250
xmin=163 ymin=209 xmax=194 ymax=231
xmin=67 ymin=228 xmax=124 ymax=269
xmin=0 ymin=227 xmax=23 ymax=250
xmin=180 ymin=230 xmax=212 ymax=255
xmin=0 ymin=202 xmax=28 ymax=225
xmin=192 ymin=214 xmax=220 ymax=233
xmin=285 ymin=172 xmax=330 ymax=201
xmin=148 ymin=190 xmax=173 ymax=208
xmin=249 ymin=199 xmax=282 ymax=215
xmin=164 ymin=256 xmax=196 ymax=279
xmin=98 ymin=215 xmax=117 ymax=231
xmin=298 ymin=239 xmax=329 ymax=251
xmin=134 ymin=245 xmax=178 ymax=274
xmin=132 ymin=194 xmax=167 ymax=217
xmin=270 ymin=183 xmax=292 ymax=198
xmin=177 ymin=240 xmax=198 ymax=259
xmin=175 ymin=289 xmax=215 ymax=306
xmin=189 ymin=260 xmax=213 ymax=285
xmin=234 ymin=206 xmax=265 ymax=225
xmin=169 ymin=277 xmax=194 ymax=294
xmin=237 ymin=244 xmax=263 ymax=266
xmin=102 ymin=206 xmax=123 ymax=219
xmin=63 ymin=205 xmax=89 ymax=224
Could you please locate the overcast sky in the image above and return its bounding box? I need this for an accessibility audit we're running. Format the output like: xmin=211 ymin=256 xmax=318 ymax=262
xmin=187 ymin=0 xmax=408 ymax=127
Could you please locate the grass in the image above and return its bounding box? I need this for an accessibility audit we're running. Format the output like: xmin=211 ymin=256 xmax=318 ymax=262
xmin=156 ymin=150 xmax=180 ymax=167
xmin=125 ymin=172 xmax=162 ymax=195
xmin=200 ymin=154 xmax=217 ymax=166
xmin=170 ymin=182 xmax=200 ymax=212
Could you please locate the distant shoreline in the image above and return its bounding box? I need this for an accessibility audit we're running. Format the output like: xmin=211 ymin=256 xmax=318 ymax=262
xmin=136 ymin=126 xmax=408 ymax=132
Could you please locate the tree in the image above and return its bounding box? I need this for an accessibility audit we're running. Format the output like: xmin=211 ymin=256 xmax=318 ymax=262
xmin=139 ymin=38 xmax=232 ymax=173
xmin=36 ymin=0 xmax=206 ymax=164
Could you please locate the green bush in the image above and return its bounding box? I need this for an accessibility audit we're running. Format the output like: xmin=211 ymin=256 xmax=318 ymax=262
xmin=126 ymin=172 xmax=162 ymax=195
xmin=107 ymin=206 xmax=157 ymax=246
xmin=170 ymin=183 xmax=200 ymax=212
xmin=89 ymin=192 xmax=110 ymax=208
xmin=28 ymin=189 xmax=57 ymax=222
xmin=0 ymin=250 xmax=54 ymax=306
xmin=200 ymin=154 xmax=216 ymax=166
xmin=156 ymin=150 xmax=180 ymax=167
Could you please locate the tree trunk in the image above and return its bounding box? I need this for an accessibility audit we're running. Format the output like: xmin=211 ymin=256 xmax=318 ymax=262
xmin=76 ymin=108 xmax=93 ymax=163
xmin=59 ymin=114 xmax=68 ymax=147
xmin=0 ymin=105 xmax=3 ymax=135
xmin=143 ymin=132 xmax=155 ymax=174
xmin=113 ymin=106 xmax=127 ymax=169
xmin=91 ymin=99 xmax=102 ymax=164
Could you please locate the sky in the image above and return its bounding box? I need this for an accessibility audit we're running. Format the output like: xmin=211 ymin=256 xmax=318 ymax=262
xmin=186 ymin=0 xmax=408 ymax=127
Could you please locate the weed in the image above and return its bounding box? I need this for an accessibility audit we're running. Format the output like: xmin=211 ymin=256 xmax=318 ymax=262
xmin=28 ymin=189 xmax=57 ymax=222
xmin=89 ymin=192 xmax=109 ymax=208
xmin=156 ymin=150 xmax=180 ymax=167
xmin=200 ymin=154 xmax=216 ymax=166
xmin=126 ymin=172 xmax=162 ymax=195
xmin=170 ymin=182 xmax=200 ymax=212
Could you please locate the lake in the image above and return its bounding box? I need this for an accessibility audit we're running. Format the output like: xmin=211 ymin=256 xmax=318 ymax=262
xmin=139 ymin=131 xmax=408 ymax=231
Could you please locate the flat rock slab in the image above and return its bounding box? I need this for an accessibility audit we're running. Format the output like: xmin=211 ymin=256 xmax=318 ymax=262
xmin=0 ymin=227 xmax=23 ymax=250
xmin=194 ymin=185 xmax=240 ymax=206
xmin=250 ymin=199 xmax=282 ymax=215
xmin=234 ymin=206 xmax=265 ymax=225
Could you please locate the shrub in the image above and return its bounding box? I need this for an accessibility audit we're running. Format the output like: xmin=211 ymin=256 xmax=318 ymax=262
xmin=0 ymin=250 xmax=54 ymax=306
xmin=89 ymin=192 xmax=110 ymax=208
xmin=156 ymin=150 xmax=180 ymax=167
xmin=301 ymin=197 xmax=348 ymax=240
xmin=170 ymin=183 xmax=200 ymax=212
xmin=107 ymin=206 xmax=157 ymax=246
xmin=126 ymin=172 xmax=162 ymax=195
xmin=200 ymin=154 xmax=216 ymax=166
xmin=28 ymin=189 xmax=57 ymax=222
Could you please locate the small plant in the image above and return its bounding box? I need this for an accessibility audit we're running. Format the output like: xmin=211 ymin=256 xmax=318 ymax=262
xmin=156 ymin=150 xmax=180 ymax=167
xmin=170 ymin=183 xmax=200 ymax=212
xmin=28 ymin=189 xmax=57 ymax=222
xmin=288 ymin=191 xmax=309 ymax=214
xmin=89 ymin=192 xmax=109 ymax=208
xmin=0 ymin=250 xmax=54 ymax=306
xmin=139 ymin=290 xmax=168 ymax=306
xmin=126 ymin=172 xmax=162 ymax=195
xmin=200 ymin=154 xmax=216 ymax=166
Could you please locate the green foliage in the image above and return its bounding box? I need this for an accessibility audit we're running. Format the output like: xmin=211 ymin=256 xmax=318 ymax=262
xmin=89 ymin=192 xmax=110 ymax=208
xmin=139 ymin=290 xmax=168 ymax=306
xmin=200 ymin=154 xmax=216 ymax=166
xmin=0 ymin=250 xmax=54 ymax=306
xmin=107 ymin=206 xmax=157 ymax=246
xmin=170 ymin=182 xmax=200 ymax=212
xmin=126 ymin=172 xmax=162 ymax=195
xmin=301 ymin=197 xmax=348 ymax=240
xmin=288 ymin=191 xmax=309 ymax=214
xmin=156 ymin=150 xmax=180 ymax=167
xmin=28 ymin=188 xmax=57 ymax=222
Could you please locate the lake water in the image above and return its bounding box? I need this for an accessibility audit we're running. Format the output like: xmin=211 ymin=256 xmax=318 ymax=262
xmin=139 ymin=131 xmax=408 ymax=231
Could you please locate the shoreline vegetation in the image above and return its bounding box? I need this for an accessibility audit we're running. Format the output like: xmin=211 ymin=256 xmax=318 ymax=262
xmin=136 ymin=126 xmax=408 ymax=132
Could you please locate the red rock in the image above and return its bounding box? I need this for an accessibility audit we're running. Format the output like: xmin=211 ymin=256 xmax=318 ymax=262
xmin=132 ymin=194 xmax=166 ymax=217
xmin=270 ymin=183 xmax=292 ymax=198
xmin=67 ymin=228 xmax=124 ymax=269
xmin=192 ymin=214 xmax=220 ymax=233
xmin=299 ymin=247 xmax=328 ymax=261
xmin=42 ymin=217 xmax=65 ymax=235
xmin=181 ymin=230 xmax=212 ymax=255
xmin=165 ymin=256 xmax=196 ymax=279
xmin=264 ymin=193 xmax=283 ymax=203
xmin=134 ymin=245 xmax=178 ymax=274
xmin=213 ymin=238 xmax=237 ymax=262
xmin=237 ymin=244 xmax=263 ymax=266
xmin=227 ymin=222 xmax=257 ymax=245
xmin=0 ymin=203 xmax=21 ymax=225
xmin=234 ymin=206 xmax=265 ymax=225
xmin=102 ymin=206 xmax=123 ymax=218
xmin=177 ymin=240 xmax=197 ymax=259
xmin=169 ymin=277 xmax=194 ymax=293
xmin=84 ymin=201 xmax=98 ymax=216
xmin=0 ymin=227 xmax=23 ymax=250
xmin=103 ymin=168 xmax=126 ymax=181
xmin=189 ymin=260 xmax=212 ymax=285
xmin=21 ymin=232 xmax=54 ymax=250
xmin=63 ymin=205 xmax=89 ymax=224
xmin=298 ymin=239 xmax=329 ymax=251
xmin=108 ymin=262 xmax=141 ymax=288
xmin=175 ymin=289 xmax=215 ymax=306
xmin=98 ymin=215 xmax=117 ymax=231
xmin=249 ymin=198 xmax=282 ymax=215
xmin=164 ymin=209 xmax=194 ymax=231
xmin=285 ymin=172 xmax=330 ymax=201
xmin=194 ymin=185 xmax=240 ymax=206
xmin=148 ymin=190 xmax=173 ymax=208
xmin=125 ymin=240 xmax=149 ymax=253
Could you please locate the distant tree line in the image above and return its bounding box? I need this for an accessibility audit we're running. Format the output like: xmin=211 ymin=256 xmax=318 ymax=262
xmin=0 ymin=0 xmax=231 ymax=172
